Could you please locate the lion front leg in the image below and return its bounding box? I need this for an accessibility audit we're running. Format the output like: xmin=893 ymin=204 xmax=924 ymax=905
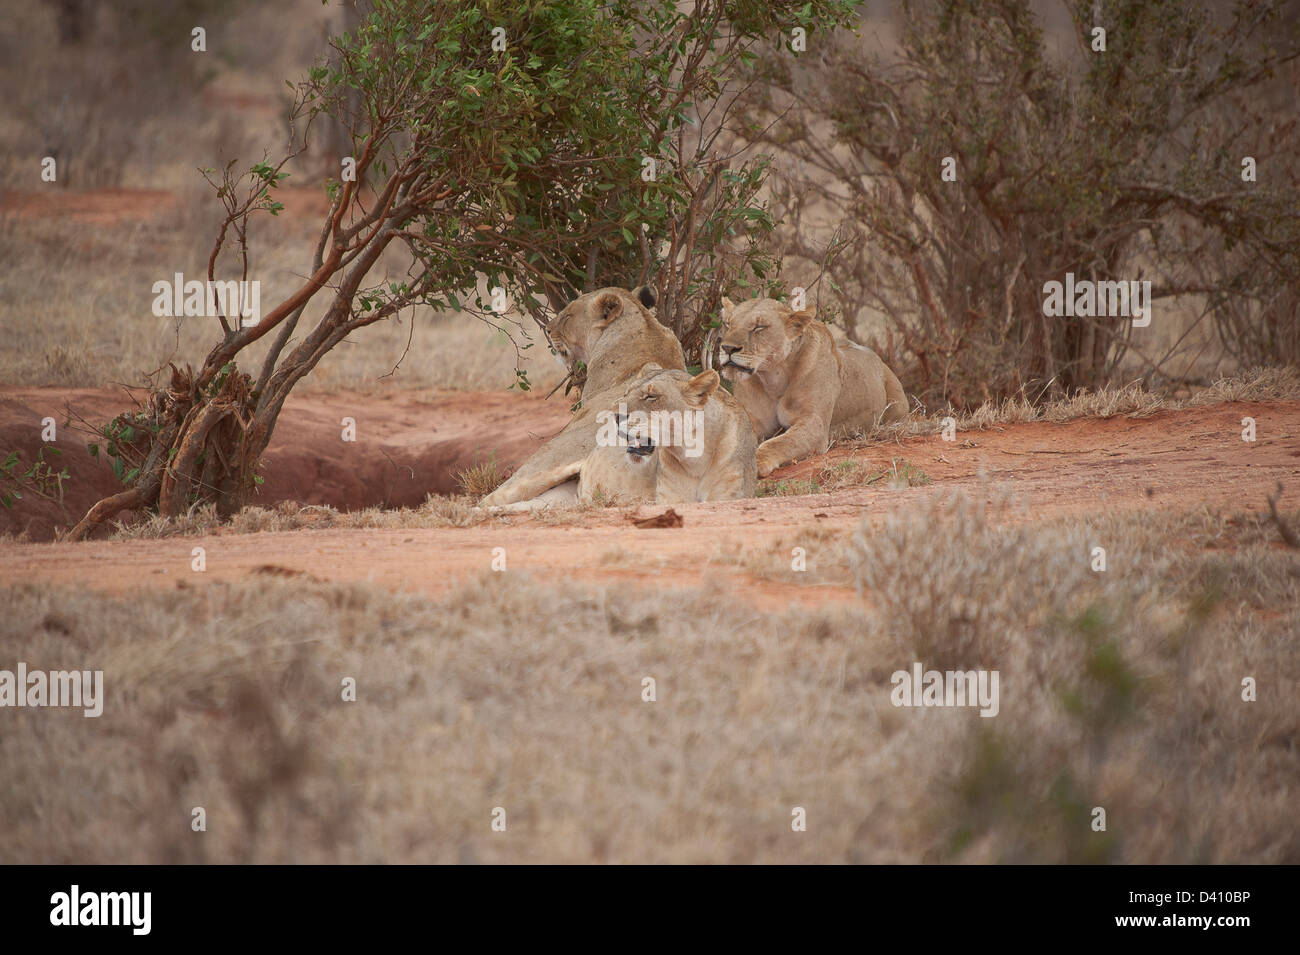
xmin=754 ymin=415 xmax=830 ymax=476
xmin=479 ymin=460 xmax=583 ymax=506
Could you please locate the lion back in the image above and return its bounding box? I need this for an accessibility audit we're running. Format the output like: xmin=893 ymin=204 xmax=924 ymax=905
xmin=832 ymin=341 xmax=908 ymax=433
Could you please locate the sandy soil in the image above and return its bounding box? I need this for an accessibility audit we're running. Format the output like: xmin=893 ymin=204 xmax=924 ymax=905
xmin=3 ymin=395 xmax=1296 ymax=604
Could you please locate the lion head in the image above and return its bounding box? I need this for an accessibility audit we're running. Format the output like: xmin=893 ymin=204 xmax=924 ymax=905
xmin=717 ymin=297 xmax=814 ymax=382
xmin=548 ymin=285 xmax=659 ymax=369
xmin=479 ymin=286 xmax=684 ymax=508
xmin=617 ymin=366 xmax=720 ymax=462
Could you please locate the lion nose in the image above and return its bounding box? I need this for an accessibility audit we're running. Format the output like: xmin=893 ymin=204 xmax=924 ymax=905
xmin=721 ymin=344 xmax=739 ymax=356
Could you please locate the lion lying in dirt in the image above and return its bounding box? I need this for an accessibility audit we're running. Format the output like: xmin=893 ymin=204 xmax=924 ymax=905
xmin=479 ymin=286 xmax=685 ymax=507
xmin=490 ymin=365 xmax=755 ymax=509
xmin=583 ymin=366 xmax=756 ymax=503
xmin=718 ymin=296 xmax=907 ymax=476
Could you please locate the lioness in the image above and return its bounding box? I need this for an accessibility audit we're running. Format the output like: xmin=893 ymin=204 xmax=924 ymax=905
xmin=590 ymin=366 xmax=756 ymax=502
xmin=479 ymin=286 xmax=685 ymax=507
xmin=718 ymin=297 xmax=907 ymax=476
xmin=498 ymin=365 xmax=756 ymax=507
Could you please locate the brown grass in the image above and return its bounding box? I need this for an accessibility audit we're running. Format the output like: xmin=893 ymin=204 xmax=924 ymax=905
xmin=1186 ymin=366 xmax=1300 ymax=405
xmin=847 ymin=495 xmax=1299 ymax=862
xmin=0 ymin=202 xmax=565 ymax=394
xmin=109 ymin=495 xmax=493 ymax=539
xmin=844 ymin=370 xmax=1300 ymax=449
xmin=4 ymin=498 xmax=1296 ymax=863
xmin=456 ymin=456 xmax=509 ymax=499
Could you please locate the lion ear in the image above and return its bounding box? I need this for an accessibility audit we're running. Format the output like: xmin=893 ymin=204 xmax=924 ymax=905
xmin=785 ymin=310 xmax=814 ymax=336
xmin=636 ymin=286 xmax=656 ymax=310
xmin=721 ymin=296 xmax=736 ymax=318
xmin=594 ymin=292 xmax=624 ymax=330
xmin=683 ymin=369 xmax=720 ymax=407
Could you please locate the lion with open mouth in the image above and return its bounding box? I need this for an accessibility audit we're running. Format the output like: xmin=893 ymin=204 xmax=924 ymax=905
xmin=478 ymin=285 xmax=685 ymax=508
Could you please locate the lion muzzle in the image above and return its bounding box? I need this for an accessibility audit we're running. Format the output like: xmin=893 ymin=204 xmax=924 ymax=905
xmin=626 ymin=438 xmax=655 ymax=459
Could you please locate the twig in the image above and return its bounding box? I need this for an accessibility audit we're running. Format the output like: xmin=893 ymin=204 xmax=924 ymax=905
xmin=1266 ymin=482 xmax=1299 ymax=549
xmin=997 ymin=447 xmax=1092 ymax=455
xmin=545 ymin=370 xmax=575 ymax=400
xmin=379 ymin=448 xmax=416 ymax=480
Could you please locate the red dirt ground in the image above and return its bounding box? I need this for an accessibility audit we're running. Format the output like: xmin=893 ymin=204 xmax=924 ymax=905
xmin=0 ymin=386 xmax=571 ymax=541
xmin=2 ymin=394 xmax=1297 ymax=607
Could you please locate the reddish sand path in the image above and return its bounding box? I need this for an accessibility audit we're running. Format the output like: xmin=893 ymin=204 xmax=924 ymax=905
xmin=3 ymin=400 xmax=1296 ymax=606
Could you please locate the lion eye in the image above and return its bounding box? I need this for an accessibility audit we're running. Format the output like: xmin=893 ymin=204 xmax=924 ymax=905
xmin=752 ymin=325 xmax=767 ymax=333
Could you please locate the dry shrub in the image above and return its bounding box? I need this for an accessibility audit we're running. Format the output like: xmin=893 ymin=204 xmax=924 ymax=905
xmin=849 ymin=491 xmax=1105 ymax=669
xmin=812 ymin=459 xmax=885 ymax=492
xmin=848 ymin=495 xmax=1299 ymax=862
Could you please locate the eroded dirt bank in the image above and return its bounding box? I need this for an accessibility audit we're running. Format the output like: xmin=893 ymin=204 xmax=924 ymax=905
xmin=0 ymin=385 xmax=571 ymax=540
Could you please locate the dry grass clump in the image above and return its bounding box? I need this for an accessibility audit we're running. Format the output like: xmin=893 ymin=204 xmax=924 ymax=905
xmin=529 ymin=499 xmax=619 ymax=524
xmin=456 ymin=455 xmax=509 ymax=498
xmin=106 ymin=490 xmax=640 ymax=540
xmin=960 ymin=381 xmax=1168 ymax=429
xmin=757 ymin=477 xmax=823 ymax=497
xmin=1040 ymin=382 xmax=1168 ymax=422
xmin=848 ymin=494 xmax=1299 ymax=863
xmin=840 ymin=380 xmax=1169 ymax=446
xmin=823 ymin=458 xmax=885 ymax=490
xmin=110 ymin=494 xmax=491 ymax=539
xmin=1186 ymin=366 xmax=1300 ymax=404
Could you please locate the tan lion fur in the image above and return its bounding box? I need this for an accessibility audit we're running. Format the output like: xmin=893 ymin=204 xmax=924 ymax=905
xmin=718 ymin=297 xmax=907 ymax=476
xmin=479 ymin=287 xmax=685 ymax=507
xmin=595 ymin=366 xmax=756 ymax=503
